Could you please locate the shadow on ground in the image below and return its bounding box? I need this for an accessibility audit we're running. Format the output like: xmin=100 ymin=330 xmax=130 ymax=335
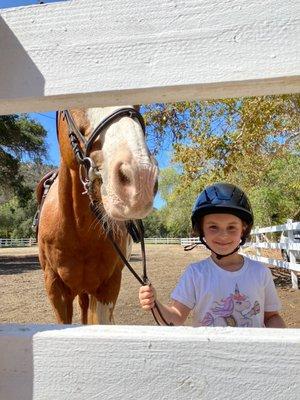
xmin=0 ymin=256 xmax=40 ymax=275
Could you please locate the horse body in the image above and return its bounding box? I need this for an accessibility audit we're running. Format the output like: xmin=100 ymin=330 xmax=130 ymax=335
xmin=38 ymin=106 xmax=158 ymax=324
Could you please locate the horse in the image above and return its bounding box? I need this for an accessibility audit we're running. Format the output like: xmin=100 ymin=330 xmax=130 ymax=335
xmin=37 ymin=106 xmax=158 ymax=324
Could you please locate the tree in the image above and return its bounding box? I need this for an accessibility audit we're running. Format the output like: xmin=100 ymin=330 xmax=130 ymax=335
xmin=0 ymin=199 xmax=16 ymax=237
xmin=143 ymin=209 xmax=169 ymax=237
xmin=0 ymin=196 xmax=37 ymax=238
xmin=143 ymin=95 xmax=300 ymax=230
xmin=249 ymin=153 xmax=300 ymax=226
xmin=0 ymin=114 xmax=47 ymax=201
xmin=143 ymin=95 xmax=300 ymax=192
xmin=0 ymin=160 xmax=58 ymax=238
xmin=152 ymin=168 xmax=199 ymax=237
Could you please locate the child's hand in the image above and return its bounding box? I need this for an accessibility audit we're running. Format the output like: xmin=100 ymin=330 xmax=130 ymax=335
xmin=139 ymin=284 xmax=156 ymax=310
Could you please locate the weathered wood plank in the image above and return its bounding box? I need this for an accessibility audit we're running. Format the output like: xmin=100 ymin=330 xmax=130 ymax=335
xmin=0 ymin=0 xmax=299 ymax=114
xmin=0 ymin=324 xmax=299 ymax=400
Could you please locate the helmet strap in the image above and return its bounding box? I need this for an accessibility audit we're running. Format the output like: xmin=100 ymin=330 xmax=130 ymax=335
xmin=200 ymin=237 xmax=242 ymax=260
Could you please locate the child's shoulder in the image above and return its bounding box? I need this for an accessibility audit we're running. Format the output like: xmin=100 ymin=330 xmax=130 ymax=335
xmin=186 ymin=257 xmax=212 ymax=273
xmin=243 ymin=256 xmax=271 ymax=275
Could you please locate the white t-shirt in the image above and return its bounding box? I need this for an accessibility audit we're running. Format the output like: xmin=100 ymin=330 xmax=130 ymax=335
xmin=171 ymin=256 xmax=281 ymax=327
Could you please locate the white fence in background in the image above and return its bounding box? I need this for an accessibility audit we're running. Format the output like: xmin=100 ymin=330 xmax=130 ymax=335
xmin=144 ymin=237 xmax=180 ymax=244
xmin=181 ymin=237 xmax=202 ymax=247
xmin=0 ymin=237 xmax=37 ymax=248
xmin=241 ymin=220 xmax=300 ymax=289
xmin=0 ymin=1 xmax=299 ymax=399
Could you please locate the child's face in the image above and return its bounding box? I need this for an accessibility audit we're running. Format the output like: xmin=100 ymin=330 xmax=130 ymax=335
xmin=202 ymin=213 xmax=244 ymax=255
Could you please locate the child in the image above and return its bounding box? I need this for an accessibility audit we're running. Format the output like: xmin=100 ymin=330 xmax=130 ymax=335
xmin=139 ymin=183 xmax=285 ymax=328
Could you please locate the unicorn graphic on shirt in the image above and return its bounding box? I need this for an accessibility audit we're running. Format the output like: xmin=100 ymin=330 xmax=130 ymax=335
xmin=201 ymin=284 xmax=260 ymax=327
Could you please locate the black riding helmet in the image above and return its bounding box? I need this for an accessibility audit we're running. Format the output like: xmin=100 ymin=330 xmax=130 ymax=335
xmin=191 ymin=183 xmax=253 ymax=256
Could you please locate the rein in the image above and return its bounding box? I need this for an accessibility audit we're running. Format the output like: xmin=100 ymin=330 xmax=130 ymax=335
xmin=61 ymin=108 xmax=172 ymax=326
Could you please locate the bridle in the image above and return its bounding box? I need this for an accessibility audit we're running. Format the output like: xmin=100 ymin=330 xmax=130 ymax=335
xmin=59 ymin=107 xmax=146 ymax=195
xmin=60 ymin=107 xmax=172 ymax=326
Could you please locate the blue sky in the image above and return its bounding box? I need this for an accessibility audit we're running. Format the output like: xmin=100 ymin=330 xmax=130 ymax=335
xmin=2 ymin=0 xmax=170 ymax=208
xmin=1 ymin=0 xmax=66 ymax=9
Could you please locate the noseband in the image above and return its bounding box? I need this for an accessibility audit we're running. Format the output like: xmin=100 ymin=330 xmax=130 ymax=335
xmin=58 ymin=107 xmax=146 ymax=195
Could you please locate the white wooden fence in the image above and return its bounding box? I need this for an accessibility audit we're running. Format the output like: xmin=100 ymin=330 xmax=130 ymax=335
xmin=144 ymin=237 xmax=180 ymax=244
xmin=181 ymin=237 xmax=199 ymax=246
xmin=241 ymin=220 xmax=300 ymax=290
xmin=0 ymin=238 xmax=37 ymax=248
xmin=0 ymin=1 xmax=299 ymax=399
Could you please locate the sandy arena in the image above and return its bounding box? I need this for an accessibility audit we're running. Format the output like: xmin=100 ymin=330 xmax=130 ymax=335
xmin=0 ymin=244 xmax=299 ymax=328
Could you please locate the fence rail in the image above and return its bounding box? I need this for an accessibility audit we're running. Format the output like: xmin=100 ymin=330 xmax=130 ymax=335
xmin=0 ymin=238 xmax=37 ymax=248
xmin=144 ymin=237 xmax=180 ymax=244
xmin=181 ymin=237 xmax=201 ymax=247
xmin=241 ymin=219 xmax=300 ymax=289
xmin=251 ymin=221 xmax=300 ymax=234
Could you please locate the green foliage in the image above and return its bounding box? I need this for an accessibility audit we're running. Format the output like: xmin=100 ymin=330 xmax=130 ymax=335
xmin=0 ymin=195 xmax=37 ymax=238
xmin=0 ymin=112 xmax=55 ymax=238
xmin=0 ymin=199 xmax=17 ymax=237
xmin=249 ymin=154 xmax=300 ymax=226
xmin=0 ymin=114 xmax=47 ymax=199
xmin=144 ymin=94 xmax=300 ymax=233
xmin=0 ymin=161 xmax=57 ymax=238
xmin=143 ymin=209 xmax=169 ymax=237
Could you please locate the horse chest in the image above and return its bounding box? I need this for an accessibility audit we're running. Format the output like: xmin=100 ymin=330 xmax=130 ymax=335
xmin=55 ymin=247 xmax=120 ymax=290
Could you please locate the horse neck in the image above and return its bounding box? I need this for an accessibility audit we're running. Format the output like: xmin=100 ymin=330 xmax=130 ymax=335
xmin=58 ymin=160 xmax=93 ymax=228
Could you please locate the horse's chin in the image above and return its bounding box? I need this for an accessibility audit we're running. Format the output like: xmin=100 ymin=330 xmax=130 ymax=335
xmin=102 ymin=195 xmax=153 ymax=221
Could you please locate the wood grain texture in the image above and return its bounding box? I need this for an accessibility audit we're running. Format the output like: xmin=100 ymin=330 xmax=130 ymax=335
xmin=0 ymin=325 xmax=299 ymax=400
xmin=0 ymin=0 xmax=299 ymax=114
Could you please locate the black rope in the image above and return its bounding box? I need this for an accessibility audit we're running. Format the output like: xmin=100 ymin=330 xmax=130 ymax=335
xmin=90 ymin=203 xmax=173 ymax=326
xmin=108 ymin=230 xmax=145 ymax=286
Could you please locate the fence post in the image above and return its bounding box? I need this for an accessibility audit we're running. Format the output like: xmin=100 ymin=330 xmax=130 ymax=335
xmin=255 ymin=227 xmax=261 ymax=258
xmin=287 ymin=219 xmax=299 ymax=290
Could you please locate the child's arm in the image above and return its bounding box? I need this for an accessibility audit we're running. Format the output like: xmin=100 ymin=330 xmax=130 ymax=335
xmin=264 ymin=311 xmax=286 ymax=328
xmin=139 ymin=285 xmax=191 ymax=326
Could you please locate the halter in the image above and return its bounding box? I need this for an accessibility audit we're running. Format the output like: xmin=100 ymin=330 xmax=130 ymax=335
xmin=61 ymin=108 xmax=172 ymax=326
xmin=59 ymin=108 xmax=146 ymax=195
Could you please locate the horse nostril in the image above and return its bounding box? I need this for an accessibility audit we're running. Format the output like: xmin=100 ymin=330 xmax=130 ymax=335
xmin=154 ymin=180 xmax=158 ymax=196
xmin=118 ymin=163 xmax=131 ymax=185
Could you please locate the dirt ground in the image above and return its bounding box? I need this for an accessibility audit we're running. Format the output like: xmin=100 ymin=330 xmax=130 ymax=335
xmin=0 ymin=244 xmax=299 ymax=328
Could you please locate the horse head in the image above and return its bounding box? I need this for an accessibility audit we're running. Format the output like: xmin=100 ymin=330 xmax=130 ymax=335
xmin=57 ymin=106 xmax=158 ymax=222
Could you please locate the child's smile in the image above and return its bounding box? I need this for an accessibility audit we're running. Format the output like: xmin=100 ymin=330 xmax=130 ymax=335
xmin=203 ymin=213 xmax=244 ymax=255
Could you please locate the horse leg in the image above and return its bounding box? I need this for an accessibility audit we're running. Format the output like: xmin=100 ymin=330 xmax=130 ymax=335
xmin=78 ymin=292 xmax=89 ymax=324
xmin=88 ymin=265 xmax=122 ymax=324
xmin=44 ymin=267 xmax=74 ymax=324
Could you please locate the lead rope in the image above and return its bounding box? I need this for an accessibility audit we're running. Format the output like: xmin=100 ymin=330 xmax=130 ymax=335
xmin=90 ymin=203 xmax=173 ymax=326
xmin=136 ymin=220 xmax=174 ymax=326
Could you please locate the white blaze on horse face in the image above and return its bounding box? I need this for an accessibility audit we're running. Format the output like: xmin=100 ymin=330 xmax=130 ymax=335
xmin=87 ymin=107 xmax=158 ymax=220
